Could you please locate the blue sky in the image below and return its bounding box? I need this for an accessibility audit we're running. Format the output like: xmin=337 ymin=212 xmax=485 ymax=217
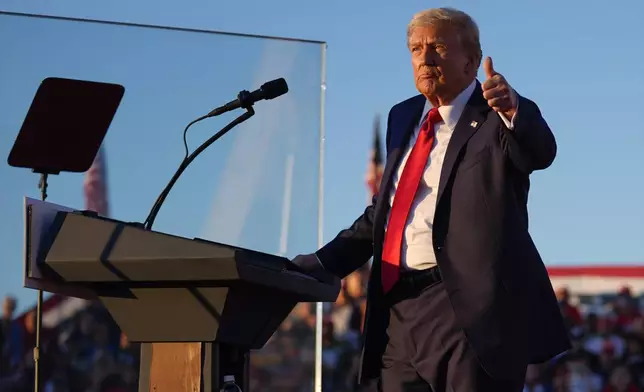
xmin=1 ymin=0 xmax=643 ymax=311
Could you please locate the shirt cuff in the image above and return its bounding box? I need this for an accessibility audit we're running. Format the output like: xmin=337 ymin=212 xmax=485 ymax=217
xmin=498 ymin=91 xmax=519 ymax=130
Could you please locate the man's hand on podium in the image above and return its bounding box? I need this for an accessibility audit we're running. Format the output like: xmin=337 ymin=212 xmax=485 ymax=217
xmin=290 ymin=253 xmax=324 ymax=273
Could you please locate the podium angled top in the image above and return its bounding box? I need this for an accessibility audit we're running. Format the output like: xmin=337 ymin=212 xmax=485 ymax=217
xmin=24 ymin=202 xmax=340 ymax=344
xmin=35 ymin=211 xmax=339 ymax=302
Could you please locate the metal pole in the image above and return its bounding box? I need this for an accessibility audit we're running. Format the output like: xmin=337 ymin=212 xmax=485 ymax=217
xmin=34 ymin=173 xmax=48 ymax=392
xmin=314 ymin=43 xmax=327 ymax=392
xmin=279 ymin=154 xmax=295 ymax=256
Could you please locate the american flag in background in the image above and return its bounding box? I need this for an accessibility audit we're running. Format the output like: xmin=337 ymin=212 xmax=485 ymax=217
xmin=365 ymin=115 xmax=384 ymax=201
xmin=84 ymin=146 xmax=110 ymax=216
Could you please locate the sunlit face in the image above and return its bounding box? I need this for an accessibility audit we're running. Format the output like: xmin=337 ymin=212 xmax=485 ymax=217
xmin=556 ymin=287 xmax=569 ymax=302
xmin=120 ymin=332 xmax=130 ymax=349
xmin=335 ymin=288 xmax=348 ymax=305
xmin=24 ymin=311 xmax=35 ymax=332
xmin=344 ymin=272 xmax=363 ymax=298
xmin=409 ymin=24 xmax=474 ymax=102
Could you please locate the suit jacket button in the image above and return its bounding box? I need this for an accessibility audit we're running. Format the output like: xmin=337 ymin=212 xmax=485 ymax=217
xmin=436 ymin=245 xmax=443 ymax=251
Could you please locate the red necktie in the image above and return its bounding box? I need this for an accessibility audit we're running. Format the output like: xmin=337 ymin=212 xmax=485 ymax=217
xmin=381 ymin=108 xmax=442 ymax=293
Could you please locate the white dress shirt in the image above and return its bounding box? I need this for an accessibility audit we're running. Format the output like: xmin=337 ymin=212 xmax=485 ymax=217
xmin=387 ymin=80 xmax=515 ymax=270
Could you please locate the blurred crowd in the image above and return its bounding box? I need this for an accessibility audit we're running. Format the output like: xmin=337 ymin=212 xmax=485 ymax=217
xmin=531 ymin=286 xmax=644 ymax=392
xmin=0 ymin=298 xmax=139 ymax=392
xmin=2 ymin=266 xmax=644 ymax=392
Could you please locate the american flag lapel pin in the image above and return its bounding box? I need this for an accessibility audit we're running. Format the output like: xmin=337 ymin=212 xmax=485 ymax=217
xmin=470 ymin=121 xmax=478 ymax=128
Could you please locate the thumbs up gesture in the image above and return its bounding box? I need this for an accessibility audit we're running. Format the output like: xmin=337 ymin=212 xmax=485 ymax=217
xmin=482 ymin=56 xmax=518 ymax=119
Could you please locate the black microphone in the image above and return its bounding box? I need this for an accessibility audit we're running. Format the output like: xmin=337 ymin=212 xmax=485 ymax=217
xmin=206 ymin=78 xmax=288 ymax=118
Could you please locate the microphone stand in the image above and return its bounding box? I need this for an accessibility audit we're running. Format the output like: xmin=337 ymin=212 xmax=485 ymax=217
xmin=144 ymin=105 xmax=255 ymax=231
xmin=33 ymin=171 xmax=50 ymax=392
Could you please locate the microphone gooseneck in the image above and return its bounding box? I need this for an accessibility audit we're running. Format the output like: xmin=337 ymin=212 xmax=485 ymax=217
xmin=143 ymin=78 xmax=289 ymax=230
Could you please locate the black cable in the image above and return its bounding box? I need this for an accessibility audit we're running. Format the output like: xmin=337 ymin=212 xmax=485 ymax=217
xmin=143 ymin=107 xmax=255 ymax=230
xmin=181 ymin=112 xmax=212 ymax=159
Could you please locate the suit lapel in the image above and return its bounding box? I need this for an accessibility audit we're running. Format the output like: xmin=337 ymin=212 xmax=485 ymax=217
xmin=436 ymin=82 xmax=491 ymax=203
xmin=377 ymin=95 xmax=425 ymax=208
xmin=373 ymin=95 xmax=425 ymax=246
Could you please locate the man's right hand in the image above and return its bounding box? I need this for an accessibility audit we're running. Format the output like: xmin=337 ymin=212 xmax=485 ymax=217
xmin=290 ymin=253 xmax=324 ymax=273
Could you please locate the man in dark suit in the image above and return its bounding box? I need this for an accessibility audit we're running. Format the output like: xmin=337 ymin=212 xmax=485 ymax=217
xmin=292 ymin=7 xmax=570 ymax=392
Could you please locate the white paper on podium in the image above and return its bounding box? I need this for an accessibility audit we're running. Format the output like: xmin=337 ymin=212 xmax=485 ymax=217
xmin=23 ymin=197 xmax=96 ymax=299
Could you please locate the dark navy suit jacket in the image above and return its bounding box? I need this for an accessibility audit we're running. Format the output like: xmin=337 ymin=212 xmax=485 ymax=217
xmin=316 ymin=81 xmax=571 ymax=384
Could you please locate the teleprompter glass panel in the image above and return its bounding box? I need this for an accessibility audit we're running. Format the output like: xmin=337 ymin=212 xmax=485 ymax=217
xmin=0 ymin=12 xmax=326 ymax=391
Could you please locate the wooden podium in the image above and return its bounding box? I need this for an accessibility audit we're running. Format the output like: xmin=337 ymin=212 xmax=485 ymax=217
xmin=24 ymin=203 xmax=340 ymax=391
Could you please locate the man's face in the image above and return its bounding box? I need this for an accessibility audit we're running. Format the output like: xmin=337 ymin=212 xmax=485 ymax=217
xmin=24 ymin=311 xmax=35 ymax=332
xmin=409 ymin=24 xmax=473 ymax=101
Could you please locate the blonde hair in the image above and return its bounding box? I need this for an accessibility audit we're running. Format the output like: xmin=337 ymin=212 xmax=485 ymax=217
xmin=407 ymin=7 xmax=482 ymax=68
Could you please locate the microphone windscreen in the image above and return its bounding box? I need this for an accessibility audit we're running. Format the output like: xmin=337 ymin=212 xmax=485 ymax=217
xmin=260 ymin=78 xmax=288 ymax=100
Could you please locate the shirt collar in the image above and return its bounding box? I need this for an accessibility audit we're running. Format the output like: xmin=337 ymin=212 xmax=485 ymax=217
xmin=420 ymin=79 xmax=477 ymax=130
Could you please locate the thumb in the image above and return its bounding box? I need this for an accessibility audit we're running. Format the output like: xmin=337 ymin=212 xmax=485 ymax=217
xmin=483 ymin=56 xmax=496 ymax=79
